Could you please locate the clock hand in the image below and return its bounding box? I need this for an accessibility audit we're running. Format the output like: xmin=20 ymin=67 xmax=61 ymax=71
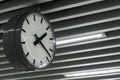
xmin=33 ymin=33 xmax=51 ymax=58
xmin=34 ymin=33 xmax=47 ymax=46
xmin=39 ymin=33 xmax=47 ymax=40
xmin=39 ymin=41 xmax=51 ymax=58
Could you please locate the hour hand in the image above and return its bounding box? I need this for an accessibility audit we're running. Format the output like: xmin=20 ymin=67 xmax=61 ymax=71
xmin=34 ymin=33 xmax=47 ymax=46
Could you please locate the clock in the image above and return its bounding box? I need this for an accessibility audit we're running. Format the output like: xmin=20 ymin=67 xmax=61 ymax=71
xmin=3 ymin=9 xmax=56 ymax=70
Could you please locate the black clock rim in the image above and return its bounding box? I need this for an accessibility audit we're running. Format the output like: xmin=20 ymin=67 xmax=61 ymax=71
xmin=14 ymin=12 xmax=36 ymax=70
xmin=14 ymin=11 xmax=56 ymax=70
xmin=3 ymin=14 xmax=29 ymax=70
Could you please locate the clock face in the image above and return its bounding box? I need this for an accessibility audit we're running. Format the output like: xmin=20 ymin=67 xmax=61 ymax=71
xmin=20 ymin=13 xmax=55 ymax=69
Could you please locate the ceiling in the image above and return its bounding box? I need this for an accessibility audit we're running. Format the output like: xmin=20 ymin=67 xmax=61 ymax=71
xmin=0 ymin=0 xmax=120 ymax=80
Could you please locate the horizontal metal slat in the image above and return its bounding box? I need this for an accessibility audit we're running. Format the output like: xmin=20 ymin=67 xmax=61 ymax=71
xmin=54 ymin=47 xmax=120 ymax=63
xmin=0 ymin=0 xmax=52 ymax=14
xmin=1 ymin=64 xmax=120 ymax=80
xmin=50 ymin=56 xmax=120 ymax=70
xmin=54 ymin=30 xmax=120 ymax=63
xmin=0 ymin=61 xmax=9 ymax=65
xmin=6 ymin=68 xmax=120 ymax=80
xmin=40 ymin=0 xmax=103 ymax=14
xmin=0 ymin=0 xmax=119 ymax=80
xmin=0 ymin=38 xmax=120 ymax=77
xmin=46 ymin=0 xmax=120 ymax=23
xmin=56 ymin=20 xmax=120 ymax=41
xmin=57 ymin=29 xmax=120 ymax=48
xmin=2 ymin=61 xmax=120 ymax=78
xmin=0 ymin=7 xmax=33 ymax=24
xmin=0 ymin=57 xmax=8 ymax=62
xmin=56 ymin=72 xmax=120 ymax=80
xmin=0 ymin=67 xmax=14 ymax=72
xmin=101 ymin=77 xmax=120 ymax=80
xmin=1 ymin=46 xmax=120 ymax=75
xmin=87 ymin=74 xmax=120 ymax=80
xmin=22 ymin=75 xmax=64 ymax=80
xmin=53 ymin=9 xmax=120 ymax=32
xmin=0 ymin=54 xmax=5 ymax=58
xmin=0 ymin=0 xmax=5 ymax=2
xmin=56 ymin=38 xmax=120 ymax=56
xmin=0 ymin=0 xmax=103 ymax=24
xmin=0 ymin=63 xmax=13 ymax=69
xmin=2 ymin=49 xmax=120 ymax=73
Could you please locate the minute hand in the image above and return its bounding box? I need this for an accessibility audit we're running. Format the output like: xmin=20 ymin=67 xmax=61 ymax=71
xmin=40 ymin=41 xmax=51 ymax=58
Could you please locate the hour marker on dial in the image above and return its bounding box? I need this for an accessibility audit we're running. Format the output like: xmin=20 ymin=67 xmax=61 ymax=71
xmin=46 ymin=26 xmax=50 ymax=30
xmin=25 ymin=52 xmax=29 ymax=57
xmin=33 ymin=15 xmax=36 ymax=21
xmin=26 ymin=18 xmax=30 ymax=24
xmin=46 ymin=57 xmax=50 ymax=62
xmin=41 ymin=17 xmax=43 ymax=23
xmin=49 ymin=48 xmax=53 ymax=52
xmin=21 ymin=41 xmax=25 ymax=44
xmin=33 ymin=59 xmax=35 ymax=66
xmin=49 ymin=38 xmax=53 ymax=40
xmin=40 ymin=61 xmax=43 ymax=65
xmin=21 ymin=28 xmax=26 ymax=33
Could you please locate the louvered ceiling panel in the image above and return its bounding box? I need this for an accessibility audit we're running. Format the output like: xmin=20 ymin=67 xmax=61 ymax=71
xmin=0 ymin=0 xmax=4 ymax=2
xmin=0 ymin=0 xmax=120 ymax=80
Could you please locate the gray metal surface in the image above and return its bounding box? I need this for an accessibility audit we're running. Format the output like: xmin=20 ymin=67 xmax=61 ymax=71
xmin=0 ymin=0 xmax=120 ymax=80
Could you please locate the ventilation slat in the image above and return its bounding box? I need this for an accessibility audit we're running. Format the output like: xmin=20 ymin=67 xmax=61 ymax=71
xmin=0 ymin=8 xmax=33 ymax=24
xmin=0 ymin=54 xmax=5 ymax=58
xmin=0 ymin=0 xmax=4 ymax=2
xmin=23 ymin=75 xmax=64 ymax=80
xmin=0 ymin=0 xmax=103 ymax=24
xmin=46 ymin=0 xmax=120 ymax=23
xmin=0 ymin=63 xmax=13 ymax=69
xmin=56 ymin=20 xmax=120 ymax=41
xmin=0 ymin=0 xmax=120 ymax=80
xmin=52 ymin=9 xmax=120 ymax=32
xmin=55 ymin=72 xmax=120 ymax=80
xmin=9 ymin=72 xmax=120 ymax=80
xmin=40 ymin=0 xmax=103 ymax=14
xmin=56 ymin=38 xmax=120 ymax=56
xmin=0 ymin=0 xmax=52 ymax=14
xmin=1 ymin=65 xmax=120 ymax=80
xmin=54 ymin=47 xmax=120 ymax=63
xmin=57 ymin=30 xmax=120 ymax=48
xmin=0 ymin=61 xmax=9 ymax=65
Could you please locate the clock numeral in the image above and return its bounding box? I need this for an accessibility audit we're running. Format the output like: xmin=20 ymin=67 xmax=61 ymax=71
xmin=21 ymin=41 xmax=25 ymax=44
xmin=40 ymin=61 xmax=43 ymax=65
xmin=41 ymin=17 xmax=43 ymax=23
xmin=46 ymin=57 xmax=50 ymax=62
xmin=25 ymin=52 xmax=29 ymax=57
xmin=46 ymin=26 xmax=50 ymax=30
xmin=49 ymin=48 xmax=53 ymax=52
xmin=33 ymin=15 xmax=36 ymax=21
xmin=49 ymin=38 xmax=53 ymax=40
xmin=21 ymin=28 xmax=26 ymax=33
xmin=33 ymin=59 xmax=35 ymax=66
xmin=26 ymin=18 xmax=30 ymax=24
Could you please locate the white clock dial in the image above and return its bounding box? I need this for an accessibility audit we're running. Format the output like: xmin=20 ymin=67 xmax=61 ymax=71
xmin=21 ymin=13 xmax=55 ymax=69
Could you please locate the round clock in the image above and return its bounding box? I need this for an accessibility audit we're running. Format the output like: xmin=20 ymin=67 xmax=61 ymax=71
xmin=3 ymin=10 xmax=56 ymax=70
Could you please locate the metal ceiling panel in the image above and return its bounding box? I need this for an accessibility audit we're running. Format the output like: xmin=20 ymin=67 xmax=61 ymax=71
xmin=0 ymin=0 xmax=120 ymax=80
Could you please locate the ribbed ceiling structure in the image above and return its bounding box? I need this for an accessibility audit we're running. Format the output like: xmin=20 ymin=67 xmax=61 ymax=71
xmin=0 ymin=0 xmax=120 ymax=80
